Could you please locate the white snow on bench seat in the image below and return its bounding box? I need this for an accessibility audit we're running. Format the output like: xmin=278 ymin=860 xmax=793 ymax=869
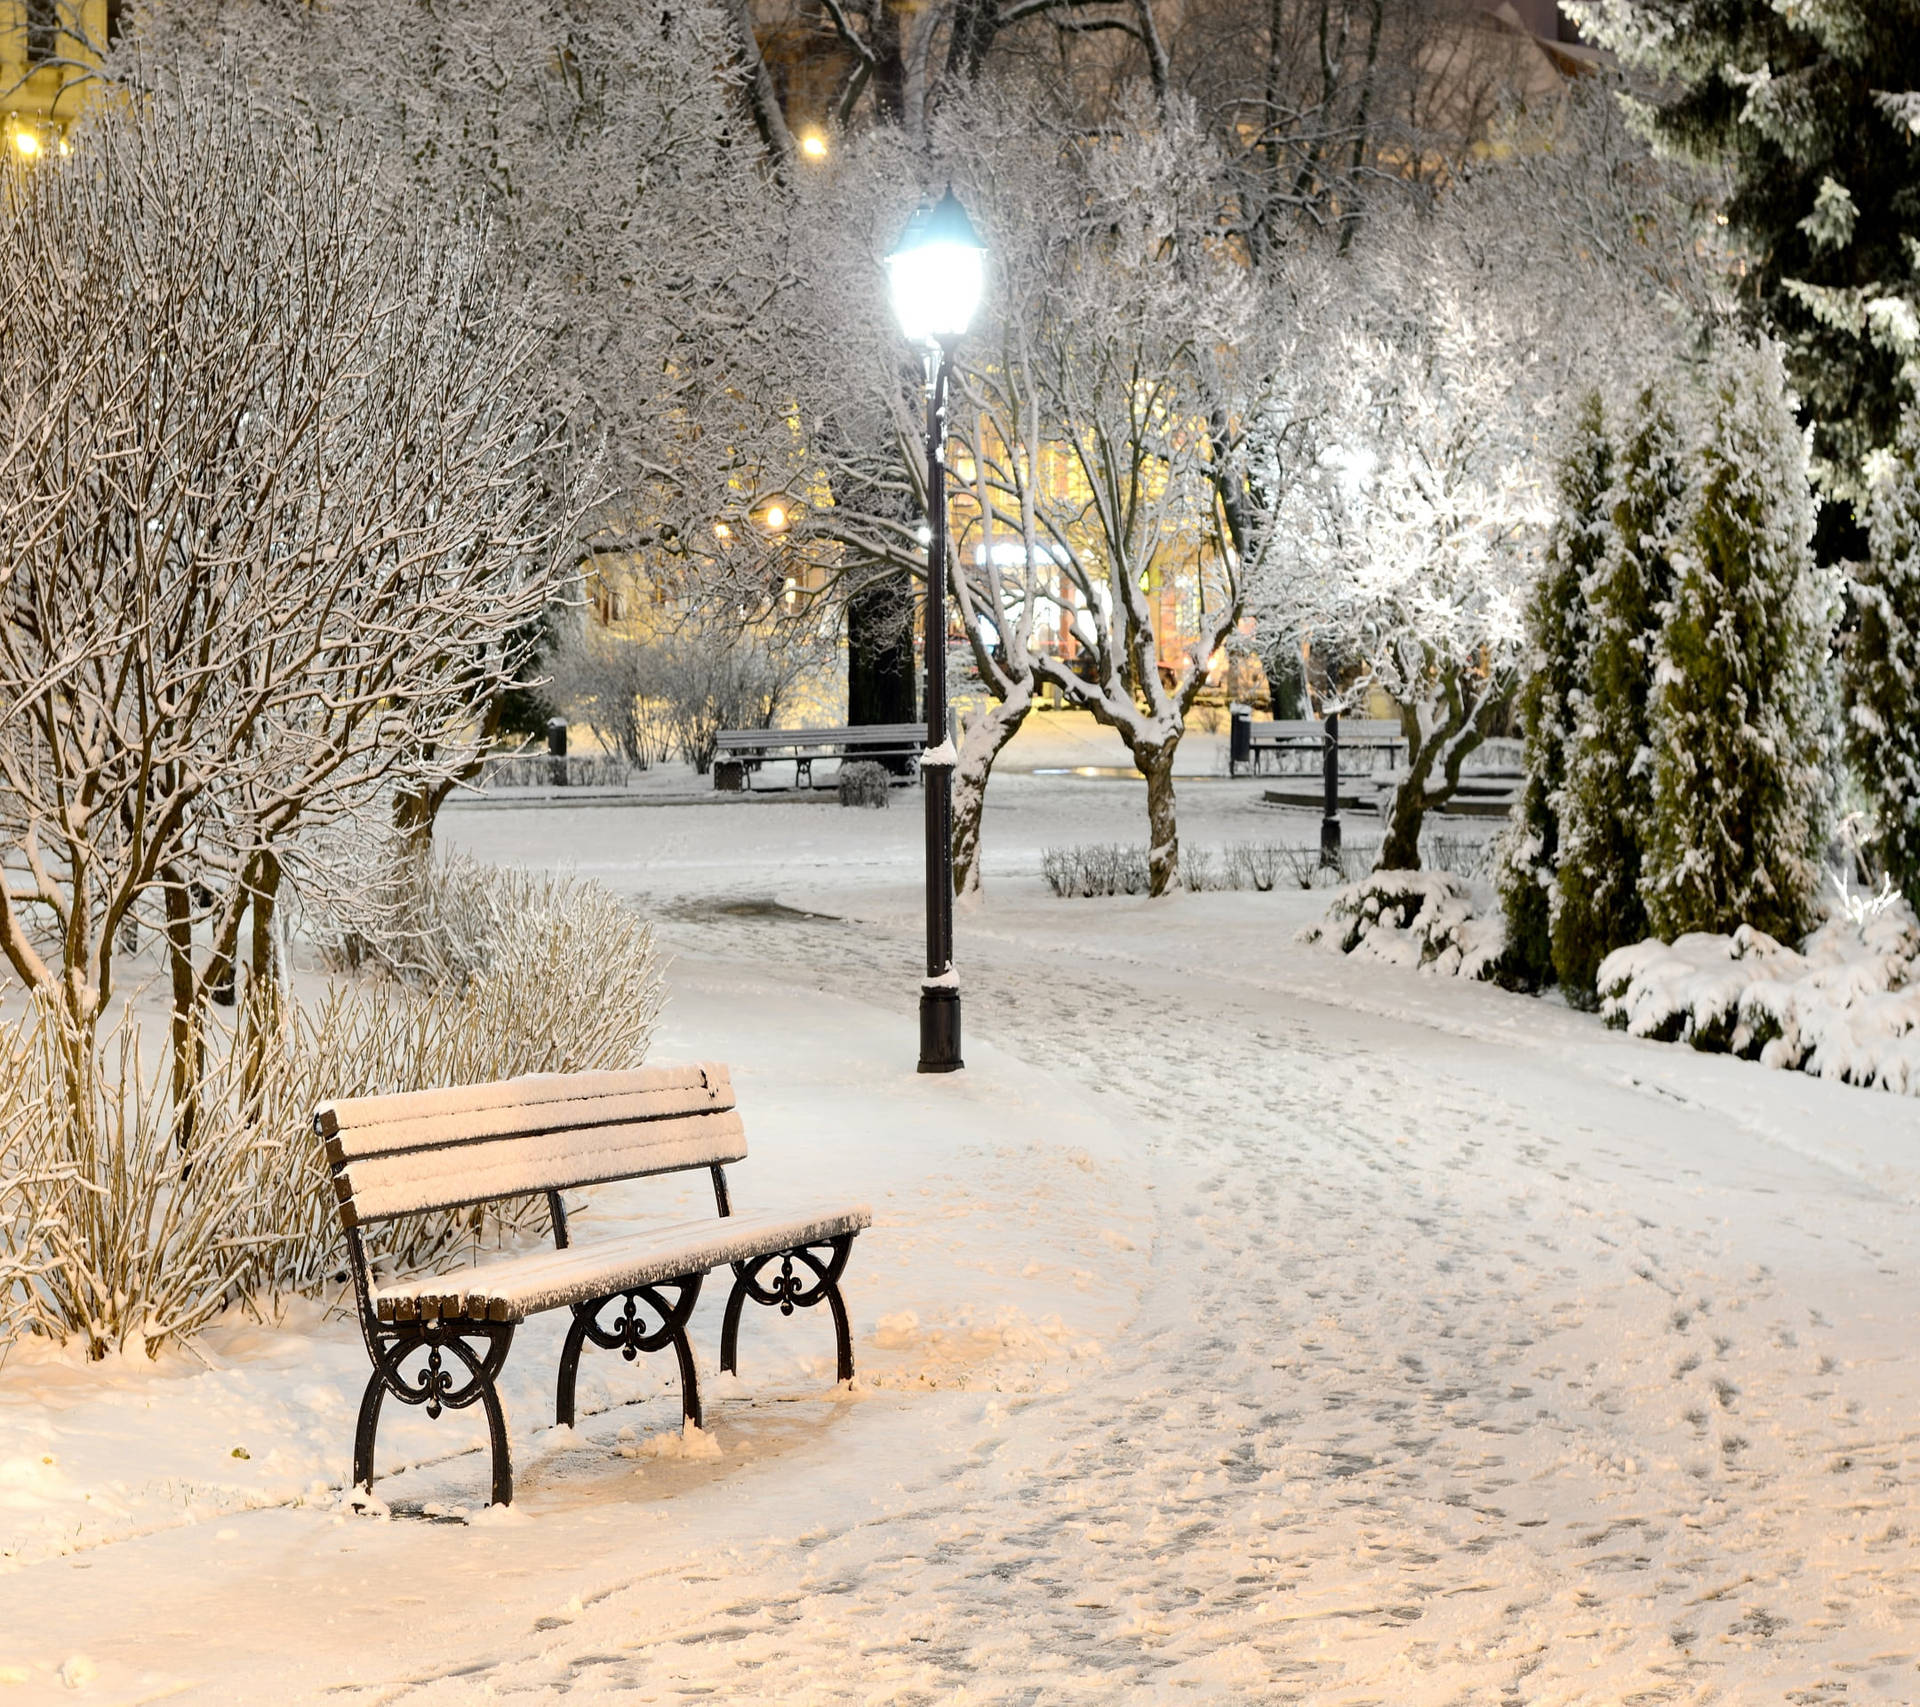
xmin=372 ymin=1203 xmax=873 ymax=1323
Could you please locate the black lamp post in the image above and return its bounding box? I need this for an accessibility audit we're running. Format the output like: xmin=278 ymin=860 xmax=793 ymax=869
xmin=887 ymin=188 xmax=985 ymax=1075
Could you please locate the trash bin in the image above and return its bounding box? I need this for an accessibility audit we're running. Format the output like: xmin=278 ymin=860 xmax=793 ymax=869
xmin=1229 ymin=704 xmax=1252 ymax=775
xmin=546 ymin=716 xmax=568 ymax=787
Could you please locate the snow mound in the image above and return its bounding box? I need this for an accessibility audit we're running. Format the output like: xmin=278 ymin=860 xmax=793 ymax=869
xmin=1299 ymin=871 xmax=1505 ymax=980
xmin=1597 ymin=901 xmax=1920 ymax=1092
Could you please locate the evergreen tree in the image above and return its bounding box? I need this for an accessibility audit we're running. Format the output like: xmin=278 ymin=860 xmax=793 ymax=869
xmin=1495 ymin=393 xmax=1609 ymax=992
xmin=1551 ymin=385 xmax=1687 ymax=1002
xmin=1644 ymin=340 xmax=1833 ymax=941
xmin=1570 ymin=0 xmax=1920 ymax=504
xmin=1845 ymin=402 xmax=1920 ymax=910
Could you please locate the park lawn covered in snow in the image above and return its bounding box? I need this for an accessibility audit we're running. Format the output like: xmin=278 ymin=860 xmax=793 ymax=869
xmin=3 ymin=770 xmax=1920 ymax=1702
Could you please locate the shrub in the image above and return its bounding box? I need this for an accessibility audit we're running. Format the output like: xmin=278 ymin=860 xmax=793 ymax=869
xmin=1552 ymin=386 xmax=1689 ymax=1002
xmin=838 ymin=761 xmax=892 ymax=808
xmin=0 ymin=860 xmax=664 ymax=1360
xmin=1845 ymin=402 xmax=1920 ymax=912
xmin=1041 ymin=836 xmax=1469 ymax=897
xmin=1496 ymin=392 xmax=1608 ymax=993
xmin=1300 ymin=871 xmax=1505 ymax=980
xmin=1644 ymin=340 xmax=1833 ymax=943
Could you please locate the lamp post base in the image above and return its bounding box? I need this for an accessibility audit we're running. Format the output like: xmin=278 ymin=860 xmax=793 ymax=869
xmin=917 ymin=985 xmax=963 ymax=1073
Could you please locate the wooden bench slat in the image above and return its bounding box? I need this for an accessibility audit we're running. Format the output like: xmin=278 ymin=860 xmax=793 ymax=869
xmin=318 ymin=1063 xmax=730 ymax=1145
xmin=372 ymin=1203 xmax=872 ymax=1323
xmin=335 ymin=1109 xmax=749 ymax=1227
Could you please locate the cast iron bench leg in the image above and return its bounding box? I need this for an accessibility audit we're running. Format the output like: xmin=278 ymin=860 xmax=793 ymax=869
xmin=556 ymin=1274 xmax=705 ymax=1432
xmin=720 ymin=1235 xmax=857 ymax=1384
xmin=355 ymin=1320 xmax=516 ymax=1508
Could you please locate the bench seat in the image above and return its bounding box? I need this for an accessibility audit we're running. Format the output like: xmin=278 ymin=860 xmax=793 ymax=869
xmin=374 ymin=1203 xmax=873 ymax=1324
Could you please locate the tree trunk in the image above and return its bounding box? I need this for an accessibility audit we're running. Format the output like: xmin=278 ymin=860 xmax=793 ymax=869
xmin=1138 ymin=745 xmax=1180 ymax=897
xmin=240 ymin=850 xmax=284 ymax=1108
xmin=162 ymin=867 xmax=200 ymax=1150
xmin=951 ymin=684 xmax=1033 ymax=898
xmin=847 ymin=573 xmax=918 ymax=772
xmin=1379 ymin=763 xmax=1430 ymax=871
xmin=394 ymin=696 xmax=506 ymax=856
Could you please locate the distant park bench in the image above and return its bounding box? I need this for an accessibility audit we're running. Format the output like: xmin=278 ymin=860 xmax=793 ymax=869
xmin=318 ymin=1063 xmax=870 ymax=1508
xmin=712 ymin=724 xmax=925 ymax=791
xmin=1236 ymin=717 xmax=1406 ymax=808
xmin=1240 ymin=717 xmax=1523 ymax=816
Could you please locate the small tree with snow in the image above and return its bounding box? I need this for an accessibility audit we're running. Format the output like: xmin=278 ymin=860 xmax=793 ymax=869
xmin=1551 ymin=386 xmax=1689 ymax=1001
xmin=0 ymin=73 xmax=569 ymax=1106
xmin=1495 ymin=392 xmax=1609 ymax=991
xmin=1294 ymin=281 xmax=1551 ymax=872
xmin=1644 ymin=340 xmax=1833 ymax=942
xmin=1845 ymin=401 xmax=1920 ymax=910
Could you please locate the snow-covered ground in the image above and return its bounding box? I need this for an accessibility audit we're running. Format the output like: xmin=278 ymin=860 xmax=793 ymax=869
xmin=5 ymin=751 xmax=1920 ymax=1703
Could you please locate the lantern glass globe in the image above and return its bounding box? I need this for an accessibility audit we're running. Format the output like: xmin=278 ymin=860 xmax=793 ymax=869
xmin=886 ymin=189 xmax=986 ymax=345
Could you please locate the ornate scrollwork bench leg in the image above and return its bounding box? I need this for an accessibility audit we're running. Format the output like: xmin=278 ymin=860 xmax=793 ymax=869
xmin=555 ymin=1273 xmax=705 ymax=1432
xmin=353 ymin=1319 xmax=517 ymax=1508
xmin=720 ymin=1235 xmax=856 ymax=1384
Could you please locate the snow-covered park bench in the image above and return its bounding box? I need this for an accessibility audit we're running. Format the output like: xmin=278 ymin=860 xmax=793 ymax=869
xmin=712 ymin=723 xmax=924 ymax=790
xmin=315 ymin=1063 xmax=871 ymax=1508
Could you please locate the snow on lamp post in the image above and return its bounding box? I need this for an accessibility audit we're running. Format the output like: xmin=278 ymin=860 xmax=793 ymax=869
xmin=887 ymin=187 xmax=984 ymax=1075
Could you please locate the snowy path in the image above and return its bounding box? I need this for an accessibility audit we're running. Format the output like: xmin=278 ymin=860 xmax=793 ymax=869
xmin=546 ymin=902 xmax=1920 ymax=1704
xmin=4 ymin=789 xmax=1920 ymax=1701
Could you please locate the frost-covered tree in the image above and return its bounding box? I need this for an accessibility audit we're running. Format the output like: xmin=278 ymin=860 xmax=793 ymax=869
xmin=1290 ymin=277 xmax=1551 ymax=872
xmin=1644 ymin=340 xmax=1833 ymax=941
xmin=1845 ymin=403 xmax=1920 ymax=911
xmin=788 ymin=93 xmax=1324 ymax=899
xmin=1551 ymin=386 xmax=1688 ymax=1000
xmin=122 ymin=0 xmax=801 ymax=585
xmin=1495 ymin=393 xmax=1609 ymax=992
xmin=0 ymin=75 xmax=569 ymax=1097
xmin=1568 ymin=0 xmax=1920 ymax=503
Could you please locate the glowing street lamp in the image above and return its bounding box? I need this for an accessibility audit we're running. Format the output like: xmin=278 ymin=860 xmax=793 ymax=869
xmin=886 ymin=188 xmax=985 ymax=1075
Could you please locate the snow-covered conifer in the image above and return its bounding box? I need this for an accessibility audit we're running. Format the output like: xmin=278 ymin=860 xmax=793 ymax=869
xmin=1845 ymin=403 xmax=1920 ymax=910
xmin=1550 ymin=386 xmax=1687 ymax=1002
xmin=1495 ymin=393 xmax=1609 ymax=991
xmin=1644 ymin=340 xmax=1833 ymax=941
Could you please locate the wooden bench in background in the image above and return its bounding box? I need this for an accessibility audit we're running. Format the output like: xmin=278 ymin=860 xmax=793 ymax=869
xmin=317 ymin=1063 xmax=871 ymax=1508
xmin=712 ymin=724 xmax=925 ymax=791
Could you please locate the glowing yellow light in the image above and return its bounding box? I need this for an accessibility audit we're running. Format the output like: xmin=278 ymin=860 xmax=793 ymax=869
xmin=799 ymin=131 xmax=828 ymax=161
xmin=763 ymin=503 xmax=788 ymax=531
xmin=714 ymin=521 xmax=732 ymax=541
xmin=13 ymin=130 xmax=41 ymax=159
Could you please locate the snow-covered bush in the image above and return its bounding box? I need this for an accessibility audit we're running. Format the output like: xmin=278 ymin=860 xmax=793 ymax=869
xmin=839 ymin=763 xmax=892 ymax=809
xmin=1300 ymin=872 xmax=1506 ymax=979
xmin=1643 ymin=340 xmax=1835 ymax=943
xmin=1597 ymin=897 xmax=1920 ymax=1095
xmin=0 ymin=1007 xmax=281 ymax=1362
xmin=0 ymin=865 xmax=663 ymax=1360
xmin=1042 ymin=845 xmax=1153 ymax=898
xmin=1552 ymin=385 xmax=1689 ymax=1002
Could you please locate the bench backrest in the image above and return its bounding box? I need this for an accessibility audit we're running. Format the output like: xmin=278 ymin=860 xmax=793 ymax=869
xmin=316 ymin=1062 xmax=743 ymax=1229
xmin=714 ymin=724 xmax=924 ymax=749
xmin=1250 ymin=718 xmax=1404 ymax=743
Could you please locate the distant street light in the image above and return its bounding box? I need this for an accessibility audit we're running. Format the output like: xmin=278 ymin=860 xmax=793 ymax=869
xmin=799 ymin=131 xmax=829 ymax=162
xmin=887 ymin=187 xmax=985 ymax=1075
